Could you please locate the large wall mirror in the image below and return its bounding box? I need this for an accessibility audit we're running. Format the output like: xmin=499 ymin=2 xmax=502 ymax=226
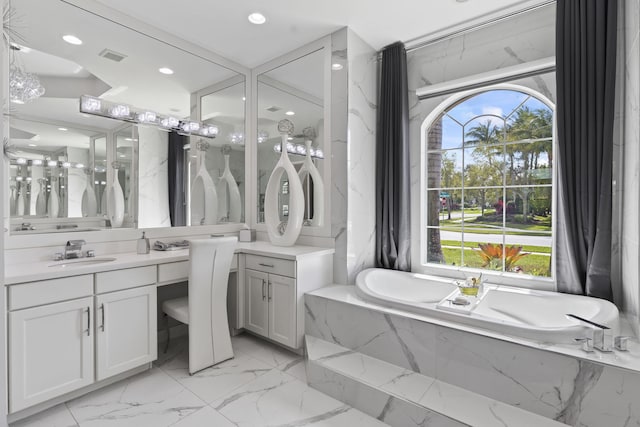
xmin=255 ymin=40 xmax=330 ymax=236
xmin=6 ymin=0 xmax=246 ymax=234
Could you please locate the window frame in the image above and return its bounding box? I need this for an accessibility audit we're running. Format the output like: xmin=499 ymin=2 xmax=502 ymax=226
xmin=419 ymin=83 xmax=557 ymax=291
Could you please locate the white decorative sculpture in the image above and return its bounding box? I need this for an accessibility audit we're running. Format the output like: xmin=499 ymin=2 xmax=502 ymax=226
xmin=9 ymin=185 xmax=16 ymax=216
xmin=218 ymin=145 xmax=241 ymax=223
xmin=107 ymin=163 xmax=125 ymax=228
xmin=264 ymin=120 xmax=304 ymax=246
xmin=81 ymin=169 xmax=98 ymax=217
xmin=16 ymin=187 xmax=25 ymax=216
xmin=191 ymin=141 xmax=218 ymax=226
xmin=35 ymin=179 xmax=47 ymax=216
xmin=297 ymin=140 xmax=324 ymax=227
xmin=48 ymin=177 xmax=59 ymax=218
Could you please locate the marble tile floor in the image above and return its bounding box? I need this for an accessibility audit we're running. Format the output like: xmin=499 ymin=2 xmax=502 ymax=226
xmin=11 ymin=333 xmax=388 ymax=427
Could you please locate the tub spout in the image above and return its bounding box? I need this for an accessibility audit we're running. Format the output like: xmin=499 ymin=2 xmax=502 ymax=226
xmin=567 ymin=313 xmax=613 ymax=352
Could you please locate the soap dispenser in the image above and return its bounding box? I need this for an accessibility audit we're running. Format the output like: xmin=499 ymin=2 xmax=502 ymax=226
xmin=137 ymin=231 xmax=150 ymax=254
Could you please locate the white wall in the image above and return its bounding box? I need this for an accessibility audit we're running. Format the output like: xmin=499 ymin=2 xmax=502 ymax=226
xmin=137 ymin=127 xmax=171 ymax=228
xmin=346 ymin=29 xmax=377 ymax=284
xmin=621 ymin=0 xmax=640 ymax=336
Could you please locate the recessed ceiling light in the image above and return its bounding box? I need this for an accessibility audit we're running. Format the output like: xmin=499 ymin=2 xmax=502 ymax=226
xmin=58 ymin=127 xmax=68 ymax=131
xmin=248 ymin=12 xmax=266 ymax=25
xmin=159 ymin=67 xmax=174 ymax=75
xmin=242 ymin=97 xmax=246 ymax=101
xmin=285 ymin=111 xmax=295 ymax=116
xmin=62 ymin=35 xmax=83 ymax=45
xmin=332 ymin=63 xmax=343 ymax=70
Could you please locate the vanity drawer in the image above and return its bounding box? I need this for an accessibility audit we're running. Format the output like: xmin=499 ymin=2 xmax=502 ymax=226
xmin=96 ymin=266 xmax=156 ymax=294
xmin=158 ymin=261 xmax=189 ymax=284
xmin=245 ymin=254 xmax=295 ymax=278
xmin=9 ymin=275 xmax=93 ymax=311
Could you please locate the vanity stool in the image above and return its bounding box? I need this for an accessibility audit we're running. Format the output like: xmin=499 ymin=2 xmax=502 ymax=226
xmin=162 ymin=236 xmax=237 ymax=374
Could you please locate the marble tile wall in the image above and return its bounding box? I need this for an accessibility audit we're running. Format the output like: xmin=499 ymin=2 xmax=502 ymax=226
xmin=346 ymin=30 xmax=377 ymax=284
xmin=406 ymin=5 xmax=556 ymax=272
xmin=305 ymin=292 xmax=640 ymax=427
xmin=621 ymin=0 xmax=640 ymax=337
xmin=331 ymin=28 xmax=349 ymax=285
xmin=137 ymin=127 xmax=171 ymax=228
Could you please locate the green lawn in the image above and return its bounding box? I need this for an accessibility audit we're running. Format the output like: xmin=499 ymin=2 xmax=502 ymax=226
xmin=441 ymin=247 xmax=551 ymax=277
xmin=440 ymin=240 xmax=552 ymax=254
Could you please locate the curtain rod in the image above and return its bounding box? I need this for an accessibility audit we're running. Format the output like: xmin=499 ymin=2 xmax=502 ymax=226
xmin=380 ymin=0 xmax=556 ymax=57
xmin=416 ymin=56 xmax=555 ymax=100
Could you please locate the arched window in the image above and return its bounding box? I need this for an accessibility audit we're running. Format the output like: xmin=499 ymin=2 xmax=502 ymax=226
xmin=421 ymin=85 xmax=555 ymax=286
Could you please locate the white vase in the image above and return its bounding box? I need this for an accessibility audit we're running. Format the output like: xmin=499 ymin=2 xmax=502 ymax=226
xmin=48 ymin=179 xmax=59 ymax=218
xmin=107 ymin=169 xmax=125 ymax=228
xmin=191 ymin=151 xmax=218 ymax=226
xmin=297 ymin=140 xmax=325 ymax=227
xmin=82 ymin=176 xmax=98 ymax=217
xmin=264 ymin=135 xmax=304 ymax=246
xmin=219 ymin=154 xmax=241 ymax=223
xmin=35 ymin=181 xmax=47 ymax=216
xmin=16 ymin=189 xmax=25 ymax=216
xmin=9 ymin=186 xmax=16 ymax=216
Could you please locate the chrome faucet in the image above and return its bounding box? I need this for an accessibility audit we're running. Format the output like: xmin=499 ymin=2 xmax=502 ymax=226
xmin=64 ymin=240 xmax=86 ymax=259
xmin=567 ymin=314 xmax=613 ymax=352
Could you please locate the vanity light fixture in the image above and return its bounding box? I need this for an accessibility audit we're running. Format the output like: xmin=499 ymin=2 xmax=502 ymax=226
xmin=79 ymin=95 xmax=218 ymax=139
xmin=257 ymin=130 xmax=269 ymax=144
xmin=16 ymin=158 xmax=27 ymax=165
xmin=47 ymin=160 xmax=58 ymax=167
xmin=285 ymin=111 xmax=295 ymax=116
xmin=58 ymin=127 xmax=68 ymax=131
xmin=61 ymin=162 xmax=71 ymax=168
xmin=273 ymin=142 xmax=323 ymax=159
xmin=248 ymin=12 xmax=266 ymax=25
xmin=75 ymin=163 xmax=85 ymax=169
xmin=158 ymin=67 xmax=174 ymax=75
xmin=62 ymin=35 xmax=83 ymax=45
xmin=331 ymin=63 xmax=343 ymax=71
xmin=31 ymin=159 xmax=43 ymax=166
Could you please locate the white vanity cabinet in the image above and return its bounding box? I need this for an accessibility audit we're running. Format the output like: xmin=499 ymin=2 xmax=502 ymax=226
xmin=244 ymin=252 xmax=332 ymax=350
xmin=8 ymin=276 xmax=95 ymax=413
xmin=95 ymin=286 xmax=157 ymax=381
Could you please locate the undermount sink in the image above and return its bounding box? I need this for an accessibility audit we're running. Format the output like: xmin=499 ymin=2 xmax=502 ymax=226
xmin=48 ymin=257 xmax=117 ymax=268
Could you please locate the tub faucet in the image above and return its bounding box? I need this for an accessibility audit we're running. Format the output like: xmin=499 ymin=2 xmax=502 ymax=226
xmin=64 ymin=240 xmax=86 ymax=259
xmin=567 ymin=314 xmax=613 ymax=352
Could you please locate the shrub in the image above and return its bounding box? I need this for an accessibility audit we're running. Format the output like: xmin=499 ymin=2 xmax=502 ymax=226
xmin=477 ymin=243 xmax=528 ymax=271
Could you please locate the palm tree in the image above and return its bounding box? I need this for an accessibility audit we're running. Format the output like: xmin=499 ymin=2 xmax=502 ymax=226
xmin=426 ymin=117 xmax=445 ymax=263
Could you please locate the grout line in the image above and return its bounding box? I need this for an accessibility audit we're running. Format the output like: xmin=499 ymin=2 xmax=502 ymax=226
xmin=64 ymin=402 xmax=81 ymax=427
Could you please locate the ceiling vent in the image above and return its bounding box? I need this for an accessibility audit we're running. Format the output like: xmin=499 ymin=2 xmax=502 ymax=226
xmin=266 ymin=106 xmax=281 ymax=112
xmin=99 ymin=49 xmax=127 ymax=62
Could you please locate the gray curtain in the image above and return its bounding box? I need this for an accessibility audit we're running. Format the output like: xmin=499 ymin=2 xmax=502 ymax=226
xmin=168 ymin=132 xmax=187 ymax=227
xmin=556 ymin=0 xmax=617 ymax=300
xmin=375 ymin=42 xmax=411 ymax=271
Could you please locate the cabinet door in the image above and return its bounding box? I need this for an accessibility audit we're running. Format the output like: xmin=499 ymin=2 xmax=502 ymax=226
xmin=268 ymin=274 xmax=296 ymax=348
xmin=9 ymin=297 xmax=94 ymax=412
xmin=244 ymin=269 xmax=269 ymax=337
xmin=95 ymin=286 xmax=157 ymax=381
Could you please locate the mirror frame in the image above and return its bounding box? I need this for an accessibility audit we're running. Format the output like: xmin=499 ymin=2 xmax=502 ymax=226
xmin=3 ymin=0 xmax=252 ymax=250
xmin=249 ymin=36 xmax=332 ymax=238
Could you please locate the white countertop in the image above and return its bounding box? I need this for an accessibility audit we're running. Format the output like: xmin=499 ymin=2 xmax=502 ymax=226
xmin=5 ymin=241 xmax=334 ymax=285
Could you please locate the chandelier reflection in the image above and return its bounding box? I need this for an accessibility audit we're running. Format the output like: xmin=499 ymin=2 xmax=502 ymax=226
xmin=9 ymin=46 xmax=45 ymax=104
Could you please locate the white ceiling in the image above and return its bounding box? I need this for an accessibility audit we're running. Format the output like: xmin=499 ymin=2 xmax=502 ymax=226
xmin=94 ymin=0 xmax=546 ymax=68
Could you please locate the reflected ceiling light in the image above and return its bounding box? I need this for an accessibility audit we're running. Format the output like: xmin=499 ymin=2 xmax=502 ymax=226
xmin=75 ymin=163 xmax=85 ymax=169
xmin=158 ymin=67 xmax=174 ymax=75
xmin=248 ymin=12 xmax=266 ymax=25
xmin=58 ymin=127 xmax=68 ymax=131
xmin=124 ymin=138 xmax=138 ymax=142
xmin=62 ymin=35 xmax=83 ymax=45
xmin=16 ymin=158 xmax=27 ymax=165
xmin=242 ymin=96 xmax=246 ymax=101
xmin=331 ymin=63 xmax=343 ymax=71
xmin=47 ymin=160 xmax=58 ymax=167
xmin=257 ymin=130 xmax=269 ymax=144
xmin=285 ymin=111 xmax=295 ymax=116
xmin=61 ymin=162 xmax=71 ymax=168
xmin=31 ymin=159 xmax=43 ymax=166
xmin=79 ymin=95 xmax=218 ymax=139
xmin=28 ymin=143 xmax=37 ymax=147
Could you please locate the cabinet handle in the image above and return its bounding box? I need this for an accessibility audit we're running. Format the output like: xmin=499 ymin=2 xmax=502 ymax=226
xmin=85 ymin=307 xmax=91 ymax=336
xmin=262 ymin=279 xmax=266 ymax=301
xmin=259 ymin=263 xmax=274 ymax=268
xmin=100 ymin=304 xmax=105 ymax=331
xmin=268 ymin=282 xmax=272 ymax=301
